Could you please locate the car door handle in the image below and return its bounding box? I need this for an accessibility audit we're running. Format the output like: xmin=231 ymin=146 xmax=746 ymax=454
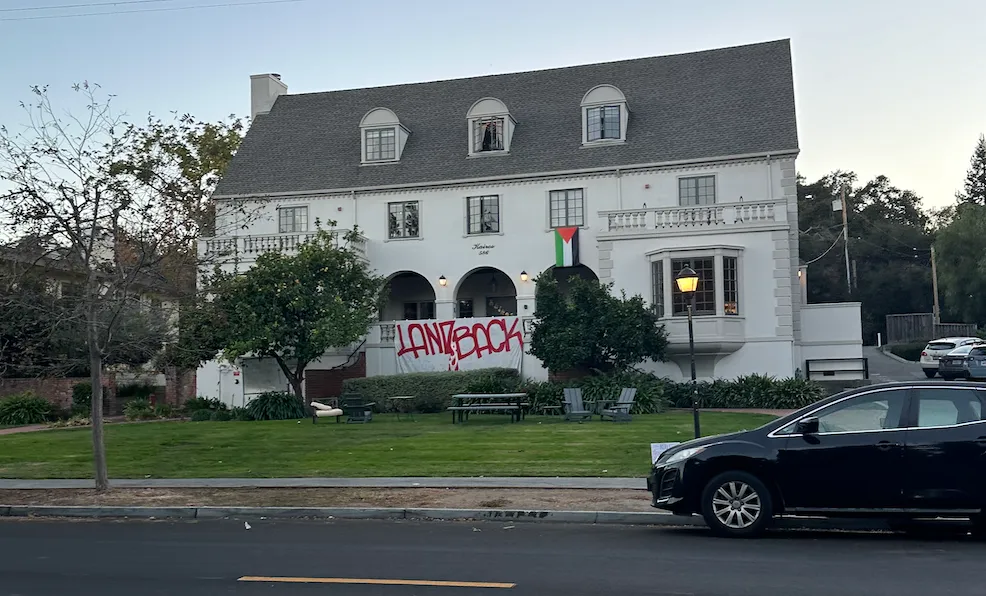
xmin=876 ymin=441 xmax=900 ymax=451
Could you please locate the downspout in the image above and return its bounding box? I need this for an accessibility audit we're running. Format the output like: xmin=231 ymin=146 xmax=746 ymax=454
xmin=351 ymin=190 xmax=357 ymax=227
xmin=766 ymin=154 xmax=773 ymax=200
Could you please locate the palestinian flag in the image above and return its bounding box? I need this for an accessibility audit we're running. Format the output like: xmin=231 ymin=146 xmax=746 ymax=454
xmin=554 ymin=227 xmax=579 ymax=267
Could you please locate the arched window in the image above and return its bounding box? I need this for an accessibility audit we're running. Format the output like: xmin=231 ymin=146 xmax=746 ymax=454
xmin=466 ymin=98 xmax=516 ymax=156
xmin=580 ymin=85 xmax=629 ymax=145
xmin=359 ymin=107 xmax=410 ymax=164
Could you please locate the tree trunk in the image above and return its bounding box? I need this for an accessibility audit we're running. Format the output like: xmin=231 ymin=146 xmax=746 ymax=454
xmin=272 ymin=354 xmax=309 ymax=415
xmin=87 ymin=315 xmax=109 ymax=493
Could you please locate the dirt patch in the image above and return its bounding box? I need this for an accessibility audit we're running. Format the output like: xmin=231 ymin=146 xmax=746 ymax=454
xmin=0 ymin=487 xmax=652 ymax=511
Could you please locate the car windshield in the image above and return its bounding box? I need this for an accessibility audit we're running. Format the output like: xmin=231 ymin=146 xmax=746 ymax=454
xmin=927 ymin=342 xmax=957 ymax=351
xmin=948 ymin=346 xmax=974 ymax=356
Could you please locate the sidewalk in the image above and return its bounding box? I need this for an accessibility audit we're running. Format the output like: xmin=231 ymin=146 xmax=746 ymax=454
xmin=0 ymin=477 xmax=647 ymax=490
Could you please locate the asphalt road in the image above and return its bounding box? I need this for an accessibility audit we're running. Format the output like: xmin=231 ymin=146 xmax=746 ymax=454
xmin=864 ymin=345 xmax=927 ymax=382
xmin=3 ymin=518 xmax=986 ymax=595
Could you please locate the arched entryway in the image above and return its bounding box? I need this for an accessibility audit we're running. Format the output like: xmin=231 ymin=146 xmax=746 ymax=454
xmin=543 ymin=264 xmax=599 ymax=295
xmin=381 ymin=271 xmax=436 ymax=321
xmin=454 ymin=267 xmax=517 ymax=318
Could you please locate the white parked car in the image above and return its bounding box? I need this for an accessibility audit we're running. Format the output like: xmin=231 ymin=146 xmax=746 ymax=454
xmin=920 ymin=337 xmax=985 ymax=378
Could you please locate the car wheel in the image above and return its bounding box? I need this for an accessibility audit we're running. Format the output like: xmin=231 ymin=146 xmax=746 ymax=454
xmin=700 ymin=471 xmax=773 ymax=538
xmin=924 ymin=369 xmax=937 ymax=379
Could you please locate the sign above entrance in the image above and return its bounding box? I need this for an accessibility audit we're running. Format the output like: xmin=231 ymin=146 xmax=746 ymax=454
xmin=554 ymin=227 xmax=579 ymax=267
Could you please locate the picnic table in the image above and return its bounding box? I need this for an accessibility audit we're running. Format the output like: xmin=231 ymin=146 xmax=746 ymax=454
xmin=448 ymin=393 xmax=529 ymax=424
xmin=387 ymin=395 xmax=416 ymax=421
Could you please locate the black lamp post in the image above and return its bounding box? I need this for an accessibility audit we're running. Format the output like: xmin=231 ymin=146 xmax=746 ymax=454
xmin=675 ymin=266 xmax=701 ymax=438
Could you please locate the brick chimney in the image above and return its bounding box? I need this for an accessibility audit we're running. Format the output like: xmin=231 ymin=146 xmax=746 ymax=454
xmin=250 ymin=73 xmax=288 ymax=120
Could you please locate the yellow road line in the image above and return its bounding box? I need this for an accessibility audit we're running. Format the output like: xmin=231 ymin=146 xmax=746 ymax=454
xmin=237 ymin=576 xmax=516 ymax=589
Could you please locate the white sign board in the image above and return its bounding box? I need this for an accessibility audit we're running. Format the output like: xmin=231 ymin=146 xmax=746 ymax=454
xmin=650 ymin=442 xmax=681 ymax=464
xmin=395 ymin=316 xmax=524 ymax=374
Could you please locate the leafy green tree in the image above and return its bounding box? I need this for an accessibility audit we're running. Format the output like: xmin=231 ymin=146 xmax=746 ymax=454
xmin=530 ymin=275 xmax=668 ymax=374
xmin=934 ymin=202 xmax=986 ymax=325
xmin=956 ymin=134 xmax=986 ymax=205
xmin=203 ymin=226 xmax=385 ymax=404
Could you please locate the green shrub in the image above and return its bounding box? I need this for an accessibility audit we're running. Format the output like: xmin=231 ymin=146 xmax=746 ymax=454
xmin=154 ymin=403 xmax=177 ymax=419
xmin=230 ymin=406 xmax=254 ymax=421
xmin=0 ymin=392 xmax=52 ymax=425
xmin=117 ymin=383 xmax=157 ymax=400
xmin=246 ymin=391 xmax=307 ymax=421
xmin=182 ymin=396 xmax=228 ymax=414
xmin=888 ymin=342 xmax=927 ymax=362
xmin=342 ymin=368 xmax=522 ymax=413
xmin=190 ymin=408 xmax=213 ymax=421
xmin=123 ymin=398 xmax=156 ymax=421
xmin=210 ymin=409 xmax=233 ymax=421
xmin=661 ymin=374 xmax=822 ymax=410
xmin=71 ymin=382 xmax=92 ymax=416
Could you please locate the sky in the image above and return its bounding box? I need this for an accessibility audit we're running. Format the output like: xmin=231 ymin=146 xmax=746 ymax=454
xmin=0 ymin=0 xmax=983 ymax=208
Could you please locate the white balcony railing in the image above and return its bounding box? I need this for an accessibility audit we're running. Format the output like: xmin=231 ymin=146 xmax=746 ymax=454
xmin=600 ymin=200 xmax=786 ymax=234
xmin=199 ymin=231 xmax=367 ymax=261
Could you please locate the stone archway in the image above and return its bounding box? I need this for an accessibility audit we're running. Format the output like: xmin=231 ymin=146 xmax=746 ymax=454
xmin=454 ymin=267 xmax=518 ymax=318
xmin=381 ymin=271 xmax=436 ymax=321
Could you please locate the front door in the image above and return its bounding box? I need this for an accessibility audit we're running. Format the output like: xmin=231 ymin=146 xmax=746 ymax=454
xmin=902 ymin=386 xmax=986 ymax=510
xmin=776 ymin=388 xmax=909 ymax=510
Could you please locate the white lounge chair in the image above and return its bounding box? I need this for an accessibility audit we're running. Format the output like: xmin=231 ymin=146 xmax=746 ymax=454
xmin=310 ymin=400 xmax=344 ymax=424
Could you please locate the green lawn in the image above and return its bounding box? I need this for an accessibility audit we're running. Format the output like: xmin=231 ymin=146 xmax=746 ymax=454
xmin=0 ymin=412 xmax=776 ymax=479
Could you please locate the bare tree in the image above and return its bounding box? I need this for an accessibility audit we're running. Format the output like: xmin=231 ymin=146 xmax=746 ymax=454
xmin=0 ymin=83 xmax=215 ymax=491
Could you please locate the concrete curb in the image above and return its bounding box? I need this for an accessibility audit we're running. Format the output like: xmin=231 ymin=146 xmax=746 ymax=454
xmin=0 ymin=504 xmax=899 ymax=532
xmin=879 ymin=346 xmax=919 ymax=366
xmin=0 ymin=477 xmax=649 ymax=490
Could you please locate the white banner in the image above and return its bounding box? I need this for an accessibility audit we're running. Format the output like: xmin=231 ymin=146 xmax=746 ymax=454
xmin=395 ymin=316 xmax=524 ymax=374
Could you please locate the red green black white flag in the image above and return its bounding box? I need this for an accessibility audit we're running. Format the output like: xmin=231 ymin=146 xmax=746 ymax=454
xmin=554 ymin=227 xmax=579 ymax=267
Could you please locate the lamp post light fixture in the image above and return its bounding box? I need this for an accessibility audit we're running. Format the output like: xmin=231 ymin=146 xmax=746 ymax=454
xmin=675 ymin=266 xmax=701 ymax=439
xmin=438 ymin=275 xmax=448 ymax=287
xmin=520 ymin=270 xmax=529 ymax=283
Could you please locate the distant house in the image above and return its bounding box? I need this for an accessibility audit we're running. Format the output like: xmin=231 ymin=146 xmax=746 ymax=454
xmin=198 ymin=39 xmax=864 ymax=405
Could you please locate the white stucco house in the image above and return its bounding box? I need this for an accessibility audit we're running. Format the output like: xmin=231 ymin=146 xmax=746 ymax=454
xmin=196 ymin=39 xmax=864 ymax=405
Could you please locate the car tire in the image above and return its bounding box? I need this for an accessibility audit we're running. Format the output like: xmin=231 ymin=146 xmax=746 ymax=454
xmin=923 ymin=370 xmax=937 ymax=379
xmin=700 ymin=471 xmax=773 ymax=538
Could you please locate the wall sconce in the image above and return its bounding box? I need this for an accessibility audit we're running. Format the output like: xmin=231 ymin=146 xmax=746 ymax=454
xmin=438 ymin=275 xmax=447 ymax=287
xmin=520 ymin=271 xmax=529 ymax=283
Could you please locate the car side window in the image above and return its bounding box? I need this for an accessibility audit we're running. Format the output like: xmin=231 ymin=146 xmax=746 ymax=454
xmin=913 ymin=387 xmax=983 ymax=428
xmin=814 ymin=392 xmax=907 ymax=433
xmin=970 ymin=347 xmax=986 ymax=357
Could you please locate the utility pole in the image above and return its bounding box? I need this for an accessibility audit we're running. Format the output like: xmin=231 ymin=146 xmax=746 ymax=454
xmin=841 ymin=185 xmax=851 ymax=295
xmin=931 ymin=245 xmax=941 ymax=325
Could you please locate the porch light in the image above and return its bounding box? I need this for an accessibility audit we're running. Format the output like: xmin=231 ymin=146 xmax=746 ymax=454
xmin=675 ymin=267 xmax=699 ymax=294
xmin=438 ymin=275 xmax=448 ymax=287
xmin=520 ymin=271 xmax=529 ymax=282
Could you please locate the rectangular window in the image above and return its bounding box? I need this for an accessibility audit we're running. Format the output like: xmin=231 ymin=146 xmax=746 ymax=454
xmin=365 ymin=128 xmax=396 ymax=161
xmin=388 ymin=201 xmax=420 ymax=239
xmin=723 ymin=256 xmax=739 ymax=315
xmin=467 ymin=195 xmax=500 ymax=234
xmin=549 ymin=189 xmax=585 ymax=228
xmin=671 ymin=257 xmax=716 ymax=316
xmin=651 ymin=261 xmax=664 ymax=318
xmin=278 ymin=206 xmax=308 ymax=233
xmin=403 ymin=301 xmax=435 ymax=320
xmin=678 ymin=175 xmax=717 ymax=206
xmin=586 ymin=106 xmax=621 ymax=141
xmin=473 ymin=117 xmax=504 ymax=152
xmin=458 ymin=299 xmax=474 ymax=318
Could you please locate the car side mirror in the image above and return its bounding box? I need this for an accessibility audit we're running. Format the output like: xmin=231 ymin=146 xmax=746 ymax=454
xmin=796 ymin=417 xmax=819 ymax=435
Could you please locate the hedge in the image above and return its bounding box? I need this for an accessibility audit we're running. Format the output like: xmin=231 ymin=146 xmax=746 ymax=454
xmin=341 ymin=368 xmax=521 ymax=413
xmin=343 ymin=370 xmax=822 ymax=414
xmin=888 ymin=342 xmax=926 ymax=363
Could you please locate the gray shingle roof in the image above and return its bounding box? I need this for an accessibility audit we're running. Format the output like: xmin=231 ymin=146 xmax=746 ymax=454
xmin=215 ymin=39 xmax=798 ymax=197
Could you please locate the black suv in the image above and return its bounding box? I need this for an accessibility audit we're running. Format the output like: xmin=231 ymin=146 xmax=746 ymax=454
xmin=647 ymin=381 xmax=986 ymax=537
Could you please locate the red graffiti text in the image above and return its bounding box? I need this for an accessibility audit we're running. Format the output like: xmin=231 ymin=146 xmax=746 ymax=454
xmin=396 ymin=317 xmax=523 ymax=360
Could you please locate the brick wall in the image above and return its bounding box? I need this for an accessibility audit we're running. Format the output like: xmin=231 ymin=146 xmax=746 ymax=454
xmin=164 ymin=367 xmax=196 ymax=406
xmin=0 ymin=374 xmax=121 ymax=415
xmin=306 ymin=353 xmax=366 ymax=400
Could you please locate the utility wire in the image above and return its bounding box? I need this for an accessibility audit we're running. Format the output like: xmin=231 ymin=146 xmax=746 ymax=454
xmin=1 ymin=0 xmax=174 ymax=13
xmin=804 ymin=234 xmax=844 ymax=265
xmin=0 ymin=0 xmax=305 ymax=21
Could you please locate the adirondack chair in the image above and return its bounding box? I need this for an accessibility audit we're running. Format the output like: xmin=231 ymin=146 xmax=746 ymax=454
xmin=341 ymin=394 xmax=375 ymax=424
xmin=563 ymin=387 xmax=593 ymax=422
xmin=600 ymin=388 xmax=637 ymax=422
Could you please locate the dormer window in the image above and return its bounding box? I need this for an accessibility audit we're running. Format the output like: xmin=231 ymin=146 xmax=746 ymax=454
xmin=581 ymin=85 xmax=629 ymax=145
xmin=359 ymin=108 xmax=409 ymax=164
xmin=467 ymin=98 xmax=515 ymax=156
